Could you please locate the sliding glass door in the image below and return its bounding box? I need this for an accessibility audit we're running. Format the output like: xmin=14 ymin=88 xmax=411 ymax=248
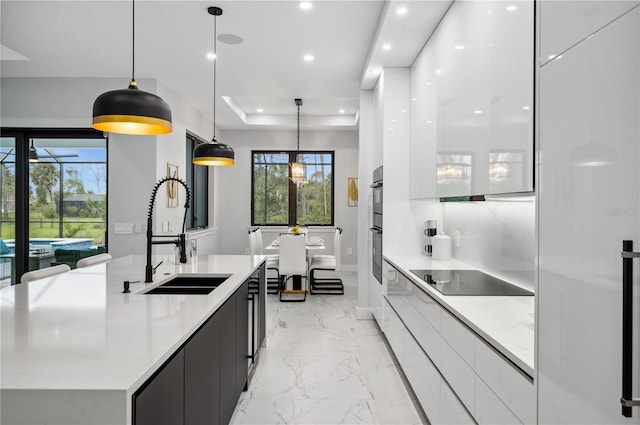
xmin=0 ymin=129 xmax=107 ymax=285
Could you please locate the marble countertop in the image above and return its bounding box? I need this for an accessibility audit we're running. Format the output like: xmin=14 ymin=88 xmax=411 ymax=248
xmin=384 ymin=254 xmax=534 ymax=377
xmin=0 ymin=254 xmax=265 ymax=424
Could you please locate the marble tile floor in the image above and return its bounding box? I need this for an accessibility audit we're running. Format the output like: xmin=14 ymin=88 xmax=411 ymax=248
xmin=230 ymin=272 xmax=425 ymax=425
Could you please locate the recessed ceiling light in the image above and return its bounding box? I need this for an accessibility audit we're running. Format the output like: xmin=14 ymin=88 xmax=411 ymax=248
xmin=339 ymin=109 xmax=345 ymax=114
xmin=473 ymin=110 xmax=484 ymax=114
xmin=455 ymin=45 xmax=465 ymax=50
xmin=206 ymin=52 xmax=216 ymax=60
xmin=382 ymin=43 xmax=392 ymax=51
xmin=522 ymin=106 xmax=530 ymax=110
xmin=396 ymin=7 xmax=407 ymax=15
xmin=257 ymin=108 xmax=264 ymax=113
xmin=426 ymin=82 xmax=432 ymax=86
xmin=303 ymin=54 xmax=315 ymax=62
xmin=506 ymin=5 xmax=517 ymax=11
xmin=299 ymin=2 xmax=312 ymax=9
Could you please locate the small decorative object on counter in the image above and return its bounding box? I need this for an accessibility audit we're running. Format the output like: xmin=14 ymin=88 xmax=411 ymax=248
xmin=424 ymin=220 xmax=437 ymax=256
xmin=293 ymin=225 xmax=301 ymax=235
xmin=432 ymin=234 xmax=452 ymax=261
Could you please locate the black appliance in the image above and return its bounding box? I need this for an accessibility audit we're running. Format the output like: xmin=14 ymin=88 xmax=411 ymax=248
xmin=370 ymin=166 xmax=383 ymax=284
xmin=410 ymin=269 xmax=533 ymax=296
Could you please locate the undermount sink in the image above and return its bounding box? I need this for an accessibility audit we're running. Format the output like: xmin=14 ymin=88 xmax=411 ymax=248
xmin=143 ymin=275 xmax=230 ymax=295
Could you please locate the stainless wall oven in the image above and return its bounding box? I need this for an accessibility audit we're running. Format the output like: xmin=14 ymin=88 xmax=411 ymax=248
xmin=370 ymin=166 xmax=383 ymax=284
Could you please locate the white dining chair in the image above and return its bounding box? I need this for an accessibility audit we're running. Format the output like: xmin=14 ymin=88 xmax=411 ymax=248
xmin=278 ymin=234 xmax=307 ymax=302
xmin=20 ymin=264 xmax=71 ymax=283
xmin=308 ymin=227 xmax=344 ymax=295
xmin=248 ymin=228 xmax=280 ymax=294
xmin=76 ymin=253 xmax=112 ymax=268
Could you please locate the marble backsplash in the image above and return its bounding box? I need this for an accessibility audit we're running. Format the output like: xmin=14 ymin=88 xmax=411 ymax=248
xmin=410 ymin=196 xmax=536 ymax=292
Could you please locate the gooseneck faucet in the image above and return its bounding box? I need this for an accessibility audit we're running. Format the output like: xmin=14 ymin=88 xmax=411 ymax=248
xmin=145 ymin=177 xmax=191 ymax=283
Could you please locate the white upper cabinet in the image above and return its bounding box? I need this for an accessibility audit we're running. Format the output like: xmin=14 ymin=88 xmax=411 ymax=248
xmin=539 ymin=0 xmax=639 ymax=67
xmin=411 ymin=0 xmax=534 ymax=198
xmin=410 ymin=39 xmax=438 ymax=199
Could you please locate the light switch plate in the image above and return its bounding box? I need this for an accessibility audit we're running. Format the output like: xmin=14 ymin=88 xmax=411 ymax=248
xmin=115 ymin=223 xmax=133 ymax=234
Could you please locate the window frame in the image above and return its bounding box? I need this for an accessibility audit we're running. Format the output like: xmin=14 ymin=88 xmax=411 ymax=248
xmin=185 ymin=132 xmax=209 ymax=230
xmin=251 ymin=150 xmax=335 ymax=227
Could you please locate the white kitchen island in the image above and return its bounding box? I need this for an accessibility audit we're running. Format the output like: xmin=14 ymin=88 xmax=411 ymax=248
xmin=0 ymin=254 xmax=266 ymax=425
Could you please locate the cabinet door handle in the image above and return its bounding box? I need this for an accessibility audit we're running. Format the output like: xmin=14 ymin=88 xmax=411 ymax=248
xmin=621 ymin=240 xmax=640 ymax=417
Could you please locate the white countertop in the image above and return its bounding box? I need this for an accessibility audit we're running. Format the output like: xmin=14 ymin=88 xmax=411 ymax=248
xmin=0 ymin=254 xmax=265 ymax=424
xmin=384 ymin=254 xmax=534 ymax=377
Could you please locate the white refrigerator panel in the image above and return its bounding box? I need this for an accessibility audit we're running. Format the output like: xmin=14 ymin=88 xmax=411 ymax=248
xmin=538 ymin=6 xmax=639 ymax=424
xmin=539 ymin=0 xmax=638 ymax=66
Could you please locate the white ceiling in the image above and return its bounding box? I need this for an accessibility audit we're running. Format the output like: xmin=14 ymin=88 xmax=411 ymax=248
xmin=1 ymin=0 xmax=451 ymax=131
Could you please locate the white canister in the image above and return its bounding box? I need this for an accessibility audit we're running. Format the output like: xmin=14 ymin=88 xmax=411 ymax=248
xmin=432 ymin=234 xmax=452 ymax=260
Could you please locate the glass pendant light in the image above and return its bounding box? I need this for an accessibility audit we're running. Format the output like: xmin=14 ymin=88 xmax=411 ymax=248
xmin=92 ymin=0 xmax=173 ymax=135
xmin=290 ymin=98 xmax=306 ymax=183
xmin=193 ymin=6 xmax=235 ymax=166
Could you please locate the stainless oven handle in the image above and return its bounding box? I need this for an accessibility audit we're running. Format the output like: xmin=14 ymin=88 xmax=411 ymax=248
xmin=621 ymin=240 xmax=639 ymax=417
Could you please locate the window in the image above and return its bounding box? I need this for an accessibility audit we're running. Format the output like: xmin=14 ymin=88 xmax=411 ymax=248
xmin=185 ymin=133 xmax=209 ymax=230
xmin=251 ymin=151 xmax=334 ymax=226
xmin=0 ymin=128 xmax=107 ymax=284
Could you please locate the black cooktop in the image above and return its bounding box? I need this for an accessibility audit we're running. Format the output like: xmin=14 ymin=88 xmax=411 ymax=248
xmin=409 ymin=269 xmax=533 ymax=296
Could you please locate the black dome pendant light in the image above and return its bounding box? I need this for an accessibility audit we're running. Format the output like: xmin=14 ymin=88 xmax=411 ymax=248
xmin=92 ymin=0 xmax=173 ymax=135
xmin=193 ymin=6 xmax=235 ymax=166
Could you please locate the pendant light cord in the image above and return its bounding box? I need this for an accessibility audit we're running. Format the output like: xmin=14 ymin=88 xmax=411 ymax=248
xmin=297 ymin=102 xmax=300 ymax=156
xmin=212 ymin=13 xmax=217 ymax=140
xmin=131 ymin=0 xmax=136 ymax=82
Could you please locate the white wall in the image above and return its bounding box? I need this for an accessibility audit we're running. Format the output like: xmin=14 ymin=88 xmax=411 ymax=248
xmin=211 ymin=129 xmax=359 ymax=268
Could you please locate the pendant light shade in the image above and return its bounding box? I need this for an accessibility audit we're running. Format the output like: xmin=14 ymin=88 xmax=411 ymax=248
xmin=193 ymin=137 xmax=235 ymax=166
xmin=91 ymin=0 xmax=172 ymax=135
xmin=193 ymin=6 xmax=235 ymax=166
xmin=93 ymin=81 xmax=172 ymax=135
xmin=290 ymin=98 xmax=306 ymax=183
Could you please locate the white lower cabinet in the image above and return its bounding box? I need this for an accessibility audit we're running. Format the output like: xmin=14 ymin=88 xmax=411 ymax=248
xmin=440 ymin=339 xmax=476 ymax=415
xmin=402 ymin=316 xmax=441 ymax=422
xmin=475 ymin=377 xmax=522 ymax=425
xmin=385 ymin=299 xmax=474 ymax=425
xmin=382 ymin=261 xmax=533 ymax=425
xmin=475 ymin=338 xmax=535 ymax=424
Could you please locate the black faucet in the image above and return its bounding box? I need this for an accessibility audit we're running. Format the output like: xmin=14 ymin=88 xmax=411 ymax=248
xmin=145 ymin=177 xmax=191 ymax=283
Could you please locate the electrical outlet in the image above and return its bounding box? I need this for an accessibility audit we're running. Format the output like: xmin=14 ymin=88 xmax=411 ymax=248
xmin=454 ymin=230 xmax=461 ymax=247
xmin=134 ymin=223 xmax=142 ymax=233
xmin=348 ymin=248 xmax=353 ymax=255
xmin=245 ymin=248 xmax=250 ymax=255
